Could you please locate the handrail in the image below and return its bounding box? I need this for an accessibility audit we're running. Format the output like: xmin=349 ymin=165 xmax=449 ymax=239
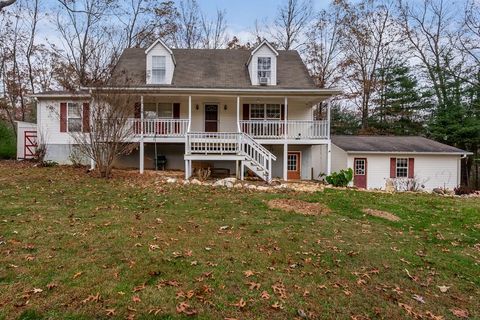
xmin=239 ymin=119 xmax=329 ymax=139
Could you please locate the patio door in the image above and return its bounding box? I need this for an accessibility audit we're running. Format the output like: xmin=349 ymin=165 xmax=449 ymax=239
xmin=353 ymin=158 xmax=367 ymax=189
xmin=287 ymin=151 xmax=301 ymax=180
xmin=205 ymin=104 xmax=218 ymax=132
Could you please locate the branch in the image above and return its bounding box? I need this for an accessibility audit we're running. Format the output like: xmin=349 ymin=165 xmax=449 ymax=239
xmin=0 ymin=0 xmax=16 ymax=11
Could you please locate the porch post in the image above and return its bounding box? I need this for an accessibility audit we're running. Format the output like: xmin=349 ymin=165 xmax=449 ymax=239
xmin=139 ymin=95 xmax=144 ymax=174
xmin=188 ymin=95 xmax=192 ymax=132
xmin=284 ymin=96 xmax=288 ymax=140
xmin=89 ymin=91 xmax=95 ymax=170
xmin=327 ymin=100 xmax=332 ymax=175
xmin=327 ymin=100 xmax=331 ymax=139
xmin=236 ymin=96 xmax=241 ymax=132
xmin=240 ymin=161 xmax=244 ymax=180
xmin=283 ymin=143 xmax=288 ymax=181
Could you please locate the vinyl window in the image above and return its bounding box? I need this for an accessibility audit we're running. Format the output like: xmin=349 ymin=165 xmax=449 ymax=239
xmin=250 ymin=104 xmax=281 ymax=120
xmin=67 ymin=102 xmax=82 ymax=132
xmin=396 ymin=158 xmax=408 ymax=178
xmin=257 ymin=57 xmax=271 ymax=79
xmin=143 ymin=102 xmax=173 ymax=118
xmin=152 ymin=56 xmax=166 ymax=84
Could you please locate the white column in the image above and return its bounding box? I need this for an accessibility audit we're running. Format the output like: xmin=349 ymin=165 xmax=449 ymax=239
xmin=240 ymin=161 xmax=244 ymax=180
xmin=188 ymin=96 xmax=192 ymax=132
xmin=327 ymin=100 xmax=331 ymax=139
xmin=89 ymin=92 xmax=95 ymax=170
xmin=284 ymin=96 xmax=288 ymax=140
xmin=283 ymin=143 xmax=288 ymax=181
xmin=139 ymin=95 xmax=144 ymax=174
xmin=327 ymin=142 xmax=332 ymax=175
xmin=236 ymin=96 xmax=241 ymax=132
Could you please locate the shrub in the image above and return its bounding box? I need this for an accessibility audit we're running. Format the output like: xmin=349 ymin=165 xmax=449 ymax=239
xmin=0 ymin=121 xmax=16 ymax=159
xmin=325 ymin=168 xmax=353 ymax=187
xmin=454 ymin=186 xmax=476 ymax=195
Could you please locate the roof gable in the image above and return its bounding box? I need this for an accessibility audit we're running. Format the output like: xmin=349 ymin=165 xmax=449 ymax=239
xmin=145 ymin=39 xmax=176 ymax=65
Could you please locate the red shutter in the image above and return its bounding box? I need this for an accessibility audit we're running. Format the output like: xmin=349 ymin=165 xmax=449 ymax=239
xmin=60 ymin=102 xmax=67 ymax=132
xmin=390 ymin=158 xmax=396 ymax=178
xmin=134 ymin=102 xmax=141 ymax=118
xmin=243 ymin=104 xmax=250 ymax=120
xmin=281 ymin=104 xmax=285 ymax=120
xmin=82 ymin=102 xmax=90 ymax=132
xmin=408 ymin=158 xmax=415 ymax=178
xmin=173 ymin=103 xmax=180 ymax=119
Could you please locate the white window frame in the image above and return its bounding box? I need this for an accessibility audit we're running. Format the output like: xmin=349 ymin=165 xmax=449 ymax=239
xmin=143 ymin=102 xmax=174 ymax=119
xmin=396 ymin=158 xmax=408 ymax=178
xmin=354 ymin=159 xmax=366 ymax=176
xmin=249 ymin=103 xmax=281 ymax=120
xmin=257 ymin=57 xmax=271 ymax=79
xmin=151 ymin=56 xmax=166 ymax=84
xmin=67 ymin=102 xmax=83 ymax=133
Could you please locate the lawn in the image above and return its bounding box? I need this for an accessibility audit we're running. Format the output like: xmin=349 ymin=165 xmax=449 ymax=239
xmin=0 ymin=162 xmax=479 ymax=320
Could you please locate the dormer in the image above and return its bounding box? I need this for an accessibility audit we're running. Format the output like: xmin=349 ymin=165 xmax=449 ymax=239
xmin=145 ymin=39 xmax=176 ymax=85
xmin=247 ymin=40 xmax=279 ymax=86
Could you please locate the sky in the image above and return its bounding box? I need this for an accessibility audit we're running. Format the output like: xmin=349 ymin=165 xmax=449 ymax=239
xmin=191 ymin=0 xmax=329 ymax=41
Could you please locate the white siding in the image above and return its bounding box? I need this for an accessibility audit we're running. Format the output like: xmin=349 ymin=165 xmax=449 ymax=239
xmin=146 ymin=43 xmax=175 ymax=85
xmin=331 ymin=144 xmax=348 ymax=173
xmin=248 ymin=44 xmax=277 ymax=86
xmin=343 ymin=153 xmax=461 ymax=191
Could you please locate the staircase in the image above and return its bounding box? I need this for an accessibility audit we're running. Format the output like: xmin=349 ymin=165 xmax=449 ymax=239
xmin=185 ymin=132 xmax=277 ymax=183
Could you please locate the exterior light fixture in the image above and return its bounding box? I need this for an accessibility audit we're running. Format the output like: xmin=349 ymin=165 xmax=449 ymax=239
xmin=224 ymin=105 xmax=227 ymax=110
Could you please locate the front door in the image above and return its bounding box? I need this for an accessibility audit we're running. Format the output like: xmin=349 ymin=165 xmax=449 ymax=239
xmin=205 ymin=105 xmax=218 ymax=132
xmin=287 ymin=151 xmax=301 ymax=180
xmin=353 ymin=158 xmax=367 ymax=189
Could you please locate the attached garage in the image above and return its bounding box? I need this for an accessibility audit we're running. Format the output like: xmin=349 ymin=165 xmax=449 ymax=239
xmin=331 ymin=136 xmax=472 ymax=191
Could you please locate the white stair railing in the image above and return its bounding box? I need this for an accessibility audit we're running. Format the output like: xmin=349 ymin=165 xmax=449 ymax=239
xmin=185 ymin=132 xmax=276 ymax=183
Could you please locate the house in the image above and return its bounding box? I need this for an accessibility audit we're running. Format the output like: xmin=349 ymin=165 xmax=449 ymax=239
xmin=331 ymin=135 xmax=472 ymax=191
xmin=27 ymin=40 xmax=340 ymax=182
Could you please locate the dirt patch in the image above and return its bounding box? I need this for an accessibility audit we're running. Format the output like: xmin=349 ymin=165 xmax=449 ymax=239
xmin=362 ymin=208 xmax=401 ymax=222
xmin=267 ymin=199 xmax=330 ymax=216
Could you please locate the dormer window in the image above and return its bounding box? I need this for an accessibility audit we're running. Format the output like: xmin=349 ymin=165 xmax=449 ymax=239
xmin=152 ymin=56 xmax=166 ymax=84
xmin=258 ymin=57 xmax=271 ymax=79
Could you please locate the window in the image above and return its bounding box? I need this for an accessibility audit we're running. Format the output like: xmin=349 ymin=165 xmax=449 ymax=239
xmin=287 ymin=154 xmax=298 ymax=171
xmin=152 ymin=56 xmax=166 ymax=83
xmin=67 ymin=102 xmax=82 ymax=132
xmin=257 ymin=57 xmax=271 ymax=79
xmin=396 ymin=158 xmax=408 ymax=178
xmin=355 ymin=159 xmax=366 ymax=175
xmin=250 ymin=104 xmax=281 ymax=120
xmin=143 ymin=102 xmax=173 ymax=118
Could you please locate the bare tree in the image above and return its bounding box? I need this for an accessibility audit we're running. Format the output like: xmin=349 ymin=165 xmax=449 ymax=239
xmin=68 ymin=90 xmax=137 ymax=178
xmin=336 ymin=0 xmax=398 ymax=130
xmin=271 ymin=0 xmax=313 ymax=50
xmin=0 ymin=0 xmax=16 ymax=11
xmin=174 ymin=0 xmax=202 ymax=48
xmin=53 ymin=0 xmax=121 ymax=87
xmin=201 ymin=9 xmax=227 ymax=49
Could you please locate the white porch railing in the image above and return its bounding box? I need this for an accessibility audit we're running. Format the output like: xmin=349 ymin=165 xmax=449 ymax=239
xmin=127 ymin=118 xmax=189 ymax=137
xmin=239 ymin=120 xmax=329 ymax=139
xmin=185 ymin=132 xmax=277 ymax=182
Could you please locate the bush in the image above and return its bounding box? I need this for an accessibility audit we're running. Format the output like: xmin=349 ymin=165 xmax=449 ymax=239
xmin=454 ymin=186 xmax=476 ymax=195
xmin=325 ymin=168 xmax=353 ymax=187
xmin=0 ymin=121 xmax=16 ymax=159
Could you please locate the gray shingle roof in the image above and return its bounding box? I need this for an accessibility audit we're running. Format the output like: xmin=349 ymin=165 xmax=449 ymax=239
xmin=332 ymin=135 xmax=469 ymax=154
xmin=109 ymin=48 xmax=317 ymax=89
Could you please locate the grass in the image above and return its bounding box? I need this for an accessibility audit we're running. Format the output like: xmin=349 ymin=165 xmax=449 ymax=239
xmin=0 ymin=121 xmax=16 ymax=159
xmin=0 ymin=162 xmax=479 ymax=319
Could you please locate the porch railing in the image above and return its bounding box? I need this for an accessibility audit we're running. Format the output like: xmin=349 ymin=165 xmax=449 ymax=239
xmin=239 ymin=120 xmax=329 ymax=139
xmin=127 ymin=118 xmax=189 ymax=137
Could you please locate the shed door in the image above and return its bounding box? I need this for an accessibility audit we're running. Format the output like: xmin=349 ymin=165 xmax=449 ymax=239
xmin=353 ymin=158 xmax=367 ymax=189
xmin=24 ymin=131 xmax=37 ymax=159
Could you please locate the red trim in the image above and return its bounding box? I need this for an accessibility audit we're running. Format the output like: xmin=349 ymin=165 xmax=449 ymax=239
xmin=82 ymin=102 xmax=90 ymax=132
xmin=354 ymin=158 xmax=367 ymax=189
xmin=242 ymin=104 xmax=249 ymax=120
xmin=60 ymin=102 xmax=67 ymax=132
xmin=408 ymin=158 xmax=415 ymax=178
xmin=390 ymin=158 xmax=396 ymax=178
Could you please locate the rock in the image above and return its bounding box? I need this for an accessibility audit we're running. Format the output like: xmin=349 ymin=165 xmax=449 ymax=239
xmin=247 ymin=184 xmax=257 ymax=190
xmin=432 ymin=188 xmax=445 ymax=195
xmin=256 ymin=186 xmax=270 ymax=192
xmin=166 ymin=178 xmax=177 ymax=184
xmin=234 ymin=183 xmax=243 ymax=189
xmin=213 ymin=178 xmax=236 ymax=188
xmin=190 ymin=178 xmax=202 ymax=185
xmin=183 ymin=180 xmax=190 ymax=185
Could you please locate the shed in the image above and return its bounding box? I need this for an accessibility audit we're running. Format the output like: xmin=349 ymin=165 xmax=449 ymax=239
xmin=16 ymin=121 xmax=37 ymax=160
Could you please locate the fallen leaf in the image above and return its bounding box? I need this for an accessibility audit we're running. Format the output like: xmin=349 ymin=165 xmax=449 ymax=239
xmin=132 ymin=295 xmax=141 ymax=302
xmin=271 ymin=301 xmax=284 ymax=310
xmin=260 ymin=291 xmax=270 ymax=300
xmin=243 ymin=270 xmax=255 ymax=278
xmin=450 ymin=308 xmax=469 ymax=318
xmin=412 ymin=294 xmax=425 ymax=304
xmin=246 ymin=282 xmax=260 ymax=290
xmin=33 ymin=288 xmax=43 ymax=294
xmin=231 ymin=298 xmax=246 ymax=308
xmin=437 ymin=285 xmax=450 ymax=293
xmin=105 ymin=308 xmax=115 ymax=317
xmin=73 ymin=272 xmax=83 ymax=279
xmin=176 ymin=301 xmax=197 ymax=316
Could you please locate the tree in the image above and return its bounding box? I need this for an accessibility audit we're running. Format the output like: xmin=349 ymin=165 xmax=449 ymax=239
xmin=201 ymin=9 xmax=227 ymax=49
xmin=174 ymin=0 xmax=202 ymax=48
xmin=336 ymin=0 xmax=399 ymax=130
xmin=68 ymin=90 xmax=138 ymax=178
xmin=271 ymin=0 xmax=313 ymax=50
xmin=0 ymin=0 xmax=16 ymax=11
